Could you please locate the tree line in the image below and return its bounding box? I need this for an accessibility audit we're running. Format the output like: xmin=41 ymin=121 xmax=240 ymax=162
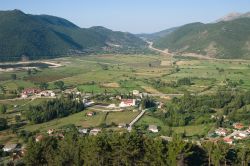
xmin=26 ymin=96 xmax=84 ymax=124
xmin=20 ymin=131 xmax=250 ymax=166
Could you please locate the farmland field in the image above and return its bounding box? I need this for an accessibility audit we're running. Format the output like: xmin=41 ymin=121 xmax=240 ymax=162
xmin=1 ymin=54 xmax=250 ymax=144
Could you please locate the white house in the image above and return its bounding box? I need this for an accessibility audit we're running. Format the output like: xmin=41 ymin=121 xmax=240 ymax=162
xmin=83 ymin=100 xmax=95 ymax=107
xmin=238 ymin=131 xmax=249 ymax=138
xmin=47 ymin=129 xmax=55 ymax=135
xmin=148 ymin=125 xmax=159 ymax=133
xmin=90 ymin=128 xmax=101 ymax=136
xmin=119 ymin=99 xmax=136 ymax=108
xmin=132 ymin=90 xmax=140 ymax=96
xmin=215 ymin=128 xmax=227 ymax=136
xmin=3 ymin=144 xmax=17 ymax=152
xmin=78 ymin=128 xmax=88 ymax=134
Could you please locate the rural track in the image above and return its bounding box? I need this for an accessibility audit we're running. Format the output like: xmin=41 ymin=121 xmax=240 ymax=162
xmin=147 ymin=40 xmax=250 ymax=62
xmin=127 ymin=109 xmax=147 ymax=131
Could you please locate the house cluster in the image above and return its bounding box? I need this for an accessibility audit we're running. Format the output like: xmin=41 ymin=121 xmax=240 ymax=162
xmin=38 ymin=90 xmax=56 ymax=97
xmin=21 ymin=88 xmax=41 ymax=98
xmin=21 ymin=88 xmax=55 ymax=98
xmin=35 ymin=129 xmax=64 ymax=142
xmin=78 ymin=128 xmax=102 ymax=136
xmin=212 ymin=122 xmax=250 ymax=145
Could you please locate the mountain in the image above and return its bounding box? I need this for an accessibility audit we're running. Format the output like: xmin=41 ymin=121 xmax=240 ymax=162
xmin=216 ymin=12 xmax=250 ymax=22
xmin=137 ymin=27 xmax=178 ymax=41
xmin=0 ymin=10 xmax=147 ymax=61
xmin=153 ymin=18 xmax=250 ymax=59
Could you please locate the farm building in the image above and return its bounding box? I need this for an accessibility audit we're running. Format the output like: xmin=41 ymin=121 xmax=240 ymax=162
xmin=86 ymin=112 xmax=95 ymax=117
xmin=233 ymin=123 xmax=244 ymax=130
xmin=90 ymin=128 xmax=101 ymax=136
xmin=148 ymin=125 xmax=159 ymax=133
xmin=3 ymin=144 xmax=17 ymax=152
xmin=215 ymin=128 xmax=227 ymax=136
xmin=119 ymin=99 xmax=136 ymax=108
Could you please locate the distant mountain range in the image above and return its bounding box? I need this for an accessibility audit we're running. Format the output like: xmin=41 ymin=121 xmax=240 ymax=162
xmin=143 ymin=11 xmax=250 ymax=59
xmin=0 ymin=10 xmax=148 ymax=61
xmin=1 ymin=9 xmax=250 ymax=61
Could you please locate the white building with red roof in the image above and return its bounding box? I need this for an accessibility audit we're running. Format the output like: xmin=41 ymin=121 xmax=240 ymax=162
xmin=119 ymin=99 xmax=136 ymax=108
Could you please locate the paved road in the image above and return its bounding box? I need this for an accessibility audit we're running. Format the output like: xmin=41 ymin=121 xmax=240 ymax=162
xmin=127 ymin=109 xmax=147 ymax=131
xmin=147 ymin=41 xmax=173 ymax=56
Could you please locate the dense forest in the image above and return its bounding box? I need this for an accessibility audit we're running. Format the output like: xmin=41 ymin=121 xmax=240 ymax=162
xmin=26 ymin=97 xmax=84 ymax=124
xmin=12 ymin=131 xmax=249 ymax=166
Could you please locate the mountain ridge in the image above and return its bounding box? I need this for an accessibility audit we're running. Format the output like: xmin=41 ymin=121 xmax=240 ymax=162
xmin=0 ymin=10 xmax=148 ymax=61
xmin=151 ymin=17 xmax=250 ymax=59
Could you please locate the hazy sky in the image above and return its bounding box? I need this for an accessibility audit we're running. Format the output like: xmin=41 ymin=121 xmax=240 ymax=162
xmin=1 ymin=0 xmax=250 ymax=33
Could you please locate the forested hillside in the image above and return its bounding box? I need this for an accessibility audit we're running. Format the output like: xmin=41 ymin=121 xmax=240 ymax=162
xmin=153 ymin=18 xmax=250 ymax=59
xmin=0 ymin=10 xmax=147 ymax=61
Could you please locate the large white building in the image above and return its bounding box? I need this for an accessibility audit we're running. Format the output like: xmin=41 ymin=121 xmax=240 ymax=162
xmin=119 ymin=99 xmax=136 ymax=108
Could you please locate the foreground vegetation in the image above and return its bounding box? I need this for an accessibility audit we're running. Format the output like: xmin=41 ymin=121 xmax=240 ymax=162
xmin=15 ymin=131 xmax=249 ymax=166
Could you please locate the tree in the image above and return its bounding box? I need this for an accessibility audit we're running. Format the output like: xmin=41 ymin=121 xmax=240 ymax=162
xmin=217 ymin=141 xmax=230 ymax=166
xmin=202 ymin=141 xmax=214 ymax=166
xmin=0 ymin=104 xmax=7 ymax=114
xmin=0 ymin=118 xmax=8 ymax=130
xmin=39 ymin=82 xmax=49 ymax=90
xmin=211 ymin=143 xmax=224 ymax=166
xmin=54 ymin=81 xmax=64 ymax=90
xmin=11 ymin=74 xmax=17 ymax=80
xmin=237 ymin=146 xmax=250 ymax=166
xmin=27 ymin=69 xmax=32 ymax=75
xmin=0 ymin=85 xmax=5 ymax=94
xmin=15 ymin=115 xmax=21 ymax=123
xmin=167 ymin=134 xmax=192 ymax=166
xmin=17 ymin=86 xmax=24 ymax=93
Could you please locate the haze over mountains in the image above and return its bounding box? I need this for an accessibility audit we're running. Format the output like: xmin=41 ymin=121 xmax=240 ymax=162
xmin=0 ymin=10 xmax=147 ymax=61
xmin=1 ymin=9 xmax=250 ymax=61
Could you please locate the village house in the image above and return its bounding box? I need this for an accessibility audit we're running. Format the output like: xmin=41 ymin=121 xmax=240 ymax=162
xmin=47 ymin=129 xmax=55 ymax=135
xmin=35 ymin=135 xmax=44 ymax=142
xmin=148 ymin=125 xmax=159 ymax=133
xmin=247 ymin=126 xmax=250 ymax=133
xmin=86 ymin=111 xmax=95 ymax=117
xmin=78 ymin=128 xmax=88 ymax=134
xmin=215 ymin=128 xmax=227 ymax=136
xmin=89 ymin=128 xmax=101 ymax=136
xmin=119 ymin=99 xmax=136 ymax=108
xmin=223 ymin=137 xmax=233 ymax=145
xmin=83 ymin=99 xmax=95 ymax=107
xmin=116 ymin=95 xmax=122 ymax=100
xmin=3 ymin=144 xmax=18 ymax=152
xmin=132 ymin=90 xmax=140 ymax=96
xmin=233 ymin=123 xmax=244 ymax=130
xmin=238 ymin=131 xmax=249 ymax=138
xmin=39 ymin=90 xmax=55 ymax=97
xmin=21 ymin=88 xmax=41 ymax=98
